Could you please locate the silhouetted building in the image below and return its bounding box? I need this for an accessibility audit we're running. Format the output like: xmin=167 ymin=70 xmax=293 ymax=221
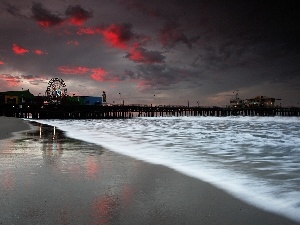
xmin=229 ymin=95 xmax=278 ymax=108
xmin=0 ymin=90 xmax=34 ymax=104
xmin=244 ymin=96 xmax=276 ymax=108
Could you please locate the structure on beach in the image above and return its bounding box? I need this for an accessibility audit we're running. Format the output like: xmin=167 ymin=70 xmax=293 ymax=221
xmin=1 ymin=82 xmax=299 ymax=118
xmin=229 ymin=91 xmax=281 ymax=108
xmin=0 ymin=89 xmax=34 ymax=104
xmin=1 ymin=103 xmax=300 ymax=119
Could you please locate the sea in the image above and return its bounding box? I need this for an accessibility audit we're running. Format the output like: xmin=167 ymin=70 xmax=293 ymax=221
xmin=27 ymin=116 xmax=300 ymax=223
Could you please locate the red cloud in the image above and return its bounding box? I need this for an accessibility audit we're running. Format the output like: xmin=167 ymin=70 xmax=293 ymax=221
xmin=34 ymin=49 xmax=46 ymax=55
xmin=101 ymin=23 xmax=133 ymax=49
xmin=68 ymin=16 xmax=86 ymax=26
xmin=126 ymin=47 xmax=165 ymax=64
xmin=0 ymin=61 xmax=4 ymax=65
xmin=38 ymin=21 xmax=55 ymax=28
xmin=58 ymin=65 xmax=111 ymax=81
xmin=58 ymin=66 xmax=90 ymax=74
xmin=0 ymin=74 xmax=21 ymax=87
xmin=90 ymin=68 xmax=108 ymax=81
xmin=77 ymin=24 xmax=152 ymax=51
xmin=12 ymin=44 xmax=29 ymax=55
xmin=78 ymin=24 xmax=133 ymax=49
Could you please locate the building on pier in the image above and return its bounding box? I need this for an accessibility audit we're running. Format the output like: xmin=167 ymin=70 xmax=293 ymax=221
xmin=244 ymin=96 xmax=279 ymax=108
xmin=229 ymin=92 xmax=280 ymax=108
xmin=0 ymin=90 xmax=34 ymax=104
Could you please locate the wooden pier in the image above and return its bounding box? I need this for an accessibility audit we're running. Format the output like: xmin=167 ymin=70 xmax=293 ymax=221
xmin=1 ymin=103 xmax=300 ymax=119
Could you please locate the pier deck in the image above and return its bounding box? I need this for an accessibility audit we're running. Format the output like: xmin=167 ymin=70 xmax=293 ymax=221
xmin=1 ymin=104 xmax=300 ymax=119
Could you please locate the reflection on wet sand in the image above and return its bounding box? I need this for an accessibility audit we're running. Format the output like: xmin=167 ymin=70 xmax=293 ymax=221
xmin=0 ymin=122 xmax=138 ymax=224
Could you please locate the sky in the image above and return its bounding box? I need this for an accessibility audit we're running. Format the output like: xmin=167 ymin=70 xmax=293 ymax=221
xmin=0 ymin=0 xmax=299 ymax=106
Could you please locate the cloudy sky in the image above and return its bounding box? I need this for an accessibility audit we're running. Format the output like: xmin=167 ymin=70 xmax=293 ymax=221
xmin=0 ymin=0 xmax=299 ymax=106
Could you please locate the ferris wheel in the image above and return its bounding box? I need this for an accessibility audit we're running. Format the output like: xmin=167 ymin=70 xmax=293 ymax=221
xmin=45 ymin=78 xmax=67 ymax=99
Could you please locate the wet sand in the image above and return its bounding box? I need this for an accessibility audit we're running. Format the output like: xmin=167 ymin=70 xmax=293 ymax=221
xmin=0 ymin=118 xmax=299 ymax=225
xmin=0 ymin=116 xmax=31 ymax=140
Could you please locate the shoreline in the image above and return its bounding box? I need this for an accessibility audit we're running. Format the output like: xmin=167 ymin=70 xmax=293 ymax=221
xmin=0 ymin=118 xmax=299 ymax=224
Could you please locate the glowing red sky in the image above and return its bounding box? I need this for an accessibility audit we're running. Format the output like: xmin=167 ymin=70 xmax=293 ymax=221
xmin=1 ymin=0 xmax=299 ymax=106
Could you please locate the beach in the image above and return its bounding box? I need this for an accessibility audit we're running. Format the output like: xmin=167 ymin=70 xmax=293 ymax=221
xmin=0 ymin=116 xmax=31 ymax=140
xmin=0 ymin=117 xmax=299 ymax=225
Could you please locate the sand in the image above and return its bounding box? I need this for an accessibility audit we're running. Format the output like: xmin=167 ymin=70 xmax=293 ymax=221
xmin=0 ymin=116 xmax=31 ymax=140
xmin=0 ymin=117 xmax=299 ymax=225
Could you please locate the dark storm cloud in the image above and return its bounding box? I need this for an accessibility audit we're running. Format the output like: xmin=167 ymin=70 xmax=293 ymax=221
xmin=4 ymin=2 xmax=93 ymax=27
xmin=31 ymin=2 xmax=63 ymax=27
xmin=78 ymin=23 xmax=134 ymax=41
xmin=31 ymin=2 xmax=93 ymax=27
xmin=191 ymin=41 xmax=253 ymax=72
xmin=65 ymin=5 xmax=93 ymax=26
xmin=133 ymin=64 xmax=199 ymax=90
xmin=119 ymin=0 xmax=204 ymax=23
xmin=101 ymin=23 xmax=133 ymax=48
xmin=120 ymin=0 xmax=202 ymax=48
xmin=77 ymin=23 xmax=150 ymax=50
xmin=269 ymin=68 xmax=300 ymax=85
xmin=121 ymin=69 xmax=137 ymax=80
xmin=4 ymin=3 xmax=25 ymax=18
xmin=159 ymin=21 xmax=200 ymax=49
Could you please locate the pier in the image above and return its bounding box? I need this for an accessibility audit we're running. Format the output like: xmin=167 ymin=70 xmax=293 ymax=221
xmin=1 ymin=104 xmax=300 ymax=119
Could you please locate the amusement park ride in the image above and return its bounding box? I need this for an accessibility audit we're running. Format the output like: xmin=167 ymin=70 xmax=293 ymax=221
xmin=44 ymin=78 xmax=106 ymax=105
xmin=45 ymin=78 xmax=68 ymax=101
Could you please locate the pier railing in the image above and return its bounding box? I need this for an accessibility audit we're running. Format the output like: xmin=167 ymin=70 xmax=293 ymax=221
xmin=1 ymin=104 xmax=300 ymax=119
